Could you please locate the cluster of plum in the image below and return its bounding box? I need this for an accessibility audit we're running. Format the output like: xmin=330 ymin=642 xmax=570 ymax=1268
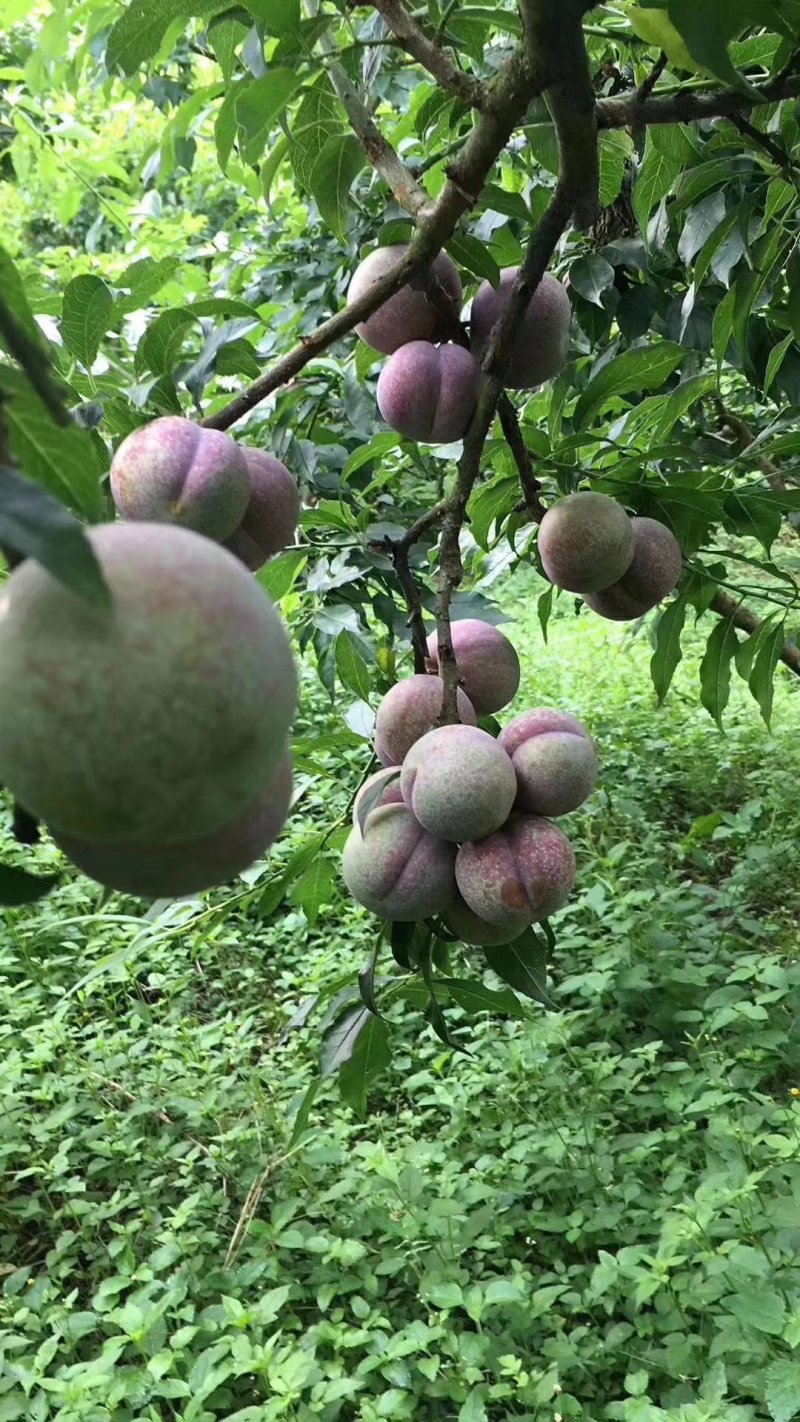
xmin=0 ymin=412 xmax=302 ymax=898
xmin=538 ymin=490 xmax=683 ymax=622
xmin=347 ymin=243 xmax=571 ymax=442
xmin=341 ymin=618 xmax=597 ymax=947
xmin=109 ymin=414 xmax=299 ymax=571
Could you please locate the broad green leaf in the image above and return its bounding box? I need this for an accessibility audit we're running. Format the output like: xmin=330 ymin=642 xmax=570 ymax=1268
xmin=0 ymin=464 xmax=109 ymax=605
xmin=678 ymin=190 xmax=726 ymax=265
xmin=666 ymin=0 xmax=783 ymax=92
xmin=320 ymin=1005 xmax=372 ymax=1076
xmin=713 ymin=284 xmax=737 ymax=368
xmin=0 ymin=379 xmax=105 ymax=520
xmin=106 ymin=0 xmax=224 ymax=76
xmin=438 ymin=978 xmax=527 ymax=1019
xmin=208 ymin=14 xmax=247 ymax=79
xmin=308 ymin=134 xmax=366 ymax=241
xmin=0 ymin=863 xmax=59 ymax=906
xmin=727 ymin=1289 xmax=786 ymax=1336
xmin=291 ymin=74 xmax=345 ymax=195
xmin=764 ymin=334 xmax=794 ymax=397
xmin=115 ymin=256 xmax=180 ymax=313
xmin=215 ymin=84 xmax=239 ymax=172
xmin=468 ymin=474 xmax=519 ymax=550
xmin=135 ymin=308 xmax=197 ymax=377
xmin=481 ymin=183 xmax=530 ymax=221
xmin=633 ymin=130 xmax=681 ymax=234
xmin=335 ymin=630 xmax=371 ymax=701
xmin=569 ymin=254 xmax=615 ymax=307
xmin=243 ymin=0 xmax=300 ymax=33
xmin=235 ymin=70 xmax=302 ymax=165
xmin=749 ymin=618 xmax=786 ymax=729
xmin=599 ymin=131 xmax=634 ymax=207
xmin=257 ymin=549 xmax=306 ymax=601
xmin=629 ymin=5 xmax=699 ymax=70
xmin=538 ymin=584 xmax=553 ymax=643
xmin=446 ymin=234 xmax=500 ymax=288
xmin=338 ymin=1012 xmax=390 ymax=1118
xmin=0 ymin=244 xmax=41 ymax=344
xmin=524 ymin=123 xmax=559 ymax=177
xmin=575 ymin=343 xmax=685 ymax=428
xmin=483 ymin=928 xmax=553 ymax=1006
xmin=61 ymin=276 xmax=114 ymax=368
xmin=766 ymin=1360 xmax=800 ymax=1422
xmin=288 ymin=858 xmax=335 ymax=926
xmin=724 ymin=491 xmax=781 ymax=555
xmin=650 ymin=591 xmax=688 ymax=704
xmin=699 ymin=612 xmax=739 ymax=728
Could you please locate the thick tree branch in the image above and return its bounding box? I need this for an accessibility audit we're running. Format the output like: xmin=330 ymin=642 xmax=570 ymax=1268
xmin=597 ymin=74 xmax=800 ymax=130
xmin=371 ymin=0 xmax=486 ymax=110
xmin=519 ymin=0 xmax=599 ymax=227
xmin=710 ymin=590 xmax=800 ymax=678
xmin=0 ymin=296 xmax=72 ymax=428
xmin=326 ymin=61 xmax=432 ymax=219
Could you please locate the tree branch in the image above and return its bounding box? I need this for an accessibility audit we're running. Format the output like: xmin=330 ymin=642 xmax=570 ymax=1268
xmin=597 ymin=74 xmax=800 ymax=130
xmin=710 ymin=590 xmax=800 ymax=678
xmin=729 ymin=111 xmax=793 ymax=173
xmin=519 ymin=0 xmax=599 ymax=227
xmin=370 ymin=0 xmax=486 ymax=110
xmin=375 ymin=537 xmax=429 ymax=672
xmin=326 ymin=60 xmax=432 ymax=219
xmin=497 ymin=393 xmax=547 ymax=521
xmin=0 ymin=296 xmax=73 ymax=428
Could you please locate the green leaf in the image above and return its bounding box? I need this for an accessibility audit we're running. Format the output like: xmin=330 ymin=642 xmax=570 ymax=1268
xmin=650 ymin=591 xmax=688 ymax=704
xmin=764 ymin=334 xmax=794 ymax=397
xmin=483 ymin=927 xmax=553 ymax=1007
xmin=335 ymin=630 xmax=371 ymax=701
xmin=256 ymin=549 xmax=306 ymax=601
xmin=208 ymin=13 xmax=247 ymax=79
xmin=766 ymin=1360 xmax=800 ymax=1422
xmin=61 ymin=276 xmax=114 ymax=368
xmin=235 ymin=70 xmax=302 ymax=165
xmin=468 ymin=474 xmax=519 ymax=550
xmin=749 ymin=618 xmax=786 ymax=729
xmin=215 ymin=84 xmax=239 ymax=172
xmin=666 ymin=0 xmax=769 ymax=92
xmin=678 ymin=190 xmax=726 ymax=265
xmin=106 ymin=0 xmax=223 ymax=76
xmin=699 ymin=613 xmax=739 ymax=729
xmin=338 ymin=1011 xmax=390 ymax=1118
xmin=0 ymin=378 xmax=105 ymax=520
xmin=287 ymin=1076 xmax=320 ymax=1149
xmin=0 ymin=863 xmax=59 ymax=906
xmin=0 ymin=464 xmax=109 ymax=605
xmin=446 ymin=234 xmax=500 ymax=288
xmin=243 ymin=0 xmax=300 ymax=33
xmin=727 ymin=1289 xmax=786 ymax=1336
xmin=712 ymin=284 xmax=737 ymax=367
xmin=438 ymin=978 xmax=527 ymax=1019
xmin=599 ymin=131 xmax=634 ymax=207
xmin=288 ymin=858 xmax=335 ymax=926
xmin=538 ymin=584 xmax=553 ymax=643
xmin=115 ymin=256 xmax=180 ymax=313
xmin=633 ymin=129 xmax=681 ymax=234
xmin=290 ymin=74 xmax=345 ymax=195
xmin=481 ymin=183 xmax=530 ymax=221
xmin=524 ymin=123 xmax=559 ymax=177
xmin=569 ymin=254 xmax=615 ymax=307
xmin=135 ymin=308 xmax=198 ymax=377
xmin=575 ymin=343 xmax=685 ymax=428
xmin=308 ymin=134 xmax=366 ymax=242
xmin=0 ymin=244 xmax=42 ymax=344
xmin=320 ymin=1005 xmax=372 ymax=1076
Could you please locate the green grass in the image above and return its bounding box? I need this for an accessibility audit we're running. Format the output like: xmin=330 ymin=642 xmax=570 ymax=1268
xmin=1 ymin=599 xmax=799 ymax=1422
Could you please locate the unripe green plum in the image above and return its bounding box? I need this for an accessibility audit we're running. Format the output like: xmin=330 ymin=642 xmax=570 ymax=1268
xmin=538 ymin=492 xmax=634 ymax=594
xmin=456 ymin=814 xmax=576 ymax=928
xmin=583 ymin=517 xmax=682 ymax=621
xmin=348 ymin=244 xmax=462 ymax=355
xmin=223 ymin=450 xmax=300 ymax=572
xmin=377 ymin=342 xmax=480 ymax=443
xmin=499 ymin=709 xmax=597 ymax=817
xmin=426 ymin=619 xmax=520 ymax=716
xmin=110 ymin=417 xmax=250 ymax=540
xmin=342 ymin=802 xmax=457 ymax=921
xmin=445 ymin=894 xmax=529 ymax=946
xmin=352 ymin=766 xmax=404 ymax=823
xmin=0 ymin=524 xmax=297 ymax=844
xmin=374 ymin=675 xmax=477 ymax=768
xmin=470 ymin=269 xmax=570 ymax=389
xmin=53 ymin=754 xmax=293 ymax=899
xmin=401 ymin=725 xmax=516 ymax=843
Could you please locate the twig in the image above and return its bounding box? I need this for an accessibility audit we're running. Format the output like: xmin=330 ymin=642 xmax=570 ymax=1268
xmin=597 ymin=73 xmax=800 ymax=130
xmin=373 ymin=537 xmax=429 ymax=671
xmin=326 ymin=60 xmax=432 ymax=218
xmin=519 ymin=0 xmax=599 ymax=228
xmin=710 ymin=590 xmax=800 ymax=678
xmin=714 ymin=397 xmax=788 ymax=493
xmin=636 ymin=50 xmax=668 ymax=105
xmin=497 ymin=393 xmax=547 ymax=521
xmin=0 ymin=296 xmax=72 ymax=428
xmin=398 ymin=499 xmax=448 ymax=551
xmin=370 ymin=0 xmax=485 ymax=110
xmin=729 ymin=112 xmax=794 ymax=172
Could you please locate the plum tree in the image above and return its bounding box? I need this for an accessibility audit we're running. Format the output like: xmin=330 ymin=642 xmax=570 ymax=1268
xmin=376 ymin=342 xmax=481 ymax=443
xmin=347 ymin=244 xmax=462 ymax=354
xmin=401 ymin=724 xmax=517 ymax=843
xmin=53 ymin=753 xmax=293 ymax=898
xmin=470 ymin=269 xmax=570 ymax=389
xmin=110 ymin=417 xmax=250 ymax=540
xmin=342 ymin=802 xmax=457 ymax=921
xmin=426 ymin=619 xmax=520 ymax=716
xmin=499 ymin=709 xmax=598 ymax=817
xmin=456 ymin=814 xmax=576 ymax=929
xmin=0 ymin=524 xmax=297 ymax=844
xmin=374 ymin=675 xmax=476 ymax=767
xmin=583 ymin=517 xmax=683 ymax=621
xmin=444 ymin=895 xmax=529 ymax=947
xmin=223 ymin=450 xmax=300 ymax=572
xmin=352 ymin=766 xmax=405 ymax=820
xmin=538 ymin=492 xmax=635 ymax=594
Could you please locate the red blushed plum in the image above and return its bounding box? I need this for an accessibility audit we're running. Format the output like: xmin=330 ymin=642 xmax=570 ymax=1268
xmin=376 ymin=342 xmax=481 ymax=443
xmin=425 ymin=619 xmax=520 ymax=716
xmin=499 ymin=709 xmax=598 ymax=817
xmin=374 ymin=675 xmax=477 ymax=768
xmin=342 ymin=803 xmax=457 ymax=921
xmin=352 ymin=767 xmax=405 ymax=823
xmin=53 ymin=754 xmax=293 ymax=899
xmin=456 ymin=814 xmax=576 ymax=928
xmin=348 ymin=245 xmax=462 ymax=355
xmin=0 ymin=524 xmax=297 ymax=845
xmin=537 ymin=492 xmax=635 ymax=594
xmin=401 ymin=724 xmax=517 ymax=844
xmin=110 ymin=416 xmax=250 ymax=541
xmin=445 ymin=894 xmax=529 ymax=946
xmin=583 ymin=517 xmax=683 ymax=621
xmin=223 ymin=450 xmax=300 ymax=572
xmin=470 ymin=269 xmax=571 ymax=389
